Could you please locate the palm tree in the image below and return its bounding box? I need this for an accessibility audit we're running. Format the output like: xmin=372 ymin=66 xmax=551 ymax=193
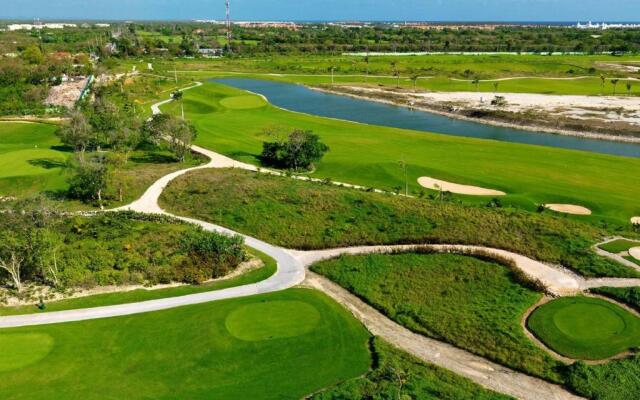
xmin=493 ymin=82 xmax=499 ymax=93
xmin=472 ymin=78 xmax=480 ymax=92
xmin=411 ymin=75 xmax=420 ymax=92
xmin=611 ymin=79 xmax=620 ymax=96
xmin=390 ymin=61 xmax=400 ymax=88
xmin=626 ymin=82 xmax=632 ymax=96
xmin=364 ymin=55 xmax=370 ymax=82
xmin=172 ymin=90 xmax=184 ymax=120
xmin=600 ymin=74 xmax=605 ymax=95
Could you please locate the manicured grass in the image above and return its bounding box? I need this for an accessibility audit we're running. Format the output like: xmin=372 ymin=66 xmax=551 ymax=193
xmin=161 ymin=81 xmax=640 ymax=225
xmin=313 ymin=338 xmax=512 ymax=400
xmin=310 ymin=251 xmax=561 ymax=381
xmin=0 ymin=122 xmax=69 ymax=198
xmin=0 ymin=289 xmax=371 ymax=400
xmin=599 ymin=239 xmax=640 ymax=254
xmin=0 ymin=248 xmax=276 ymax=316
xmin=527 ymin=296 xmax=640 ymax=360
xmin=150 ymin=54 xmax=640 ymax=94
xmin=160 ymin=168 xmax=638 ymax=278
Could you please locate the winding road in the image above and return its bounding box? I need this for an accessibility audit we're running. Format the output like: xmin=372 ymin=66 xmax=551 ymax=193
xmin=2 ymin=83 xmax=639 ymax=400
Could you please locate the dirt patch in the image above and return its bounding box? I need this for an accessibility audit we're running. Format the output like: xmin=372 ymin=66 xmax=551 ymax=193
xmin=417 ymin=177 xmax=505 ymax=196
xmin=45 ymin=78 xmax=89 ymax=109
xmin=544 ymin=204 xmax=592 ymax=216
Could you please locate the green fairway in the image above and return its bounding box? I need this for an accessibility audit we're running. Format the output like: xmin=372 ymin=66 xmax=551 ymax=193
xmin=0 ymin=289 xmax=371 ymax=400
xmin=310 ymin=251 xmax=561 ymax=381
xmin=599 ymin=239 xmax=640 ymax=253
xmin=149 ymin=54 xmax=640 ymax=95
xmin=0 ymin=122 xmax=69 ymax=197
xmin=528 ymin=296 xmax=640 ymax=360
xmin=161 ymin=81 xmax=640 ymax=225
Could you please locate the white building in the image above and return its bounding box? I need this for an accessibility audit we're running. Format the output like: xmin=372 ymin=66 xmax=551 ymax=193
xmin=8 ymin=23 xmax=77 ymax=31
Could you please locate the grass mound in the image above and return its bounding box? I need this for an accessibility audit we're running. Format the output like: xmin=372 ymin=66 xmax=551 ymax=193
xmin=528 ymin=297 xmax=640 ymax=360
xmin=220 ymin=95 xmax=266 ymax=109
xmin=0 ymin=333 xmax=54 ymax=373
xmin=598 ymin=239 xmax=640 ymax=254
xmin=160 ymin=168 xmax=638 ymax=278
xmin=225 ymin=300 xmax=321 ymax=341
xmin=310 ymin=251 xmax=561 ymax=381
xmin=0 ymin=289 xmax=371 ymax=399
xmin=0 ymin=122 xmax=69 ymax=197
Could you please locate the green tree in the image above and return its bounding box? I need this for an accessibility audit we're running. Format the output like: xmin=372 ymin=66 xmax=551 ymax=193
xmin=57 ymin=111 xmax=94 ymax=161
xmin=261 ymin=130 xmax=329 ymax=171
xmin=67 ymin=156 xmax=109 ymax=207
xmin=611 ymin=79 xmax=620 ymax=95
xmin=22 ymin=45 xmax=44 ymax=65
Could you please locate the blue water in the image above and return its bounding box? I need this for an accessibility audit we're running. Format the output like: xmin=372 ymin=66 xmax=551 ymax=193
xmin=214 ymin=78 xmax=640 ymax=158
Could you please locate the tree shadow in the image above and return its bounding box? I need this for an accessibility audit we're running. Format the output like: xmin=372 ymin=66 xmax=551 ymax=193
xmin=28 ymin=158 xmax=67 ymax=169
xmin=130 ymin=152 xmax=178 ymax=164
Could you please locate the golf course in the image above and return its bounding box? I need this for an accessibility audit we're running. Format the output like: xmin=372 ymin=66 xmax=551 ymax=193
xmin=161 ymin=80 xmax=640 ymax=225
xmin=528 ymin=296 xmax=640 ymax=360
xmin=0 ymin=122 xmax=68 ymax=198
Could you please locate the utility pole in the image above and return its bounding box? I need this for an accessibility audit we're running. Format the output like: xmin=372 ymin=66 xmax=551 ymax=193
xmin=226 ymin=0 xmax=233 ymax=54
xmin=399 ymin=158 xmax=408 ymax=197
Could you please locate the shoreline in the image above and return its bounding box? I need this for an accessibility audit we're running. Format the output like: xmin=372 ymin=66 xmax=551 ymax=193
xmin=312 ymin=86 xmax=640 ymax=144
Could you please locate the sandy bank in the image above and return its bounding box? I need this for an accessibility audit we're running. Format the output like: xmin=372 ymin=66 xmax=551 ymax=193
xmin=544 ymin=204 xmax=592 ymax=216
xmin=417 ymin=177 xmax=505 ymax=196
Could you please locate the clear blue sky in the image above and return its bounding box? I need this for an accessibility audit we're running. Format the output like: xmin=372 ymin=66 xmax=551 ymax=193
xmin=2 ymin=0 xmax=639 ymax=22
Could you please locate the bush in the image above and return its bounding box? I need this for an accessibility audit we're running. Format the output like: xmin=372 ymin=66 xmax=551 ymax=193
xmin=261 ymin=129 xmax=329 ymax=171
xmin=180 ymin=229 xmax=246 ymax=279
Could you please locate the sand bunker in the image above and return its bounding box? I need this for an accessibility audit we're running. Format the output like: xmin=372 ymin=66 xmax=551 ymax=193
xmin=544 ymin=204 xmax=592 ymax=216
xmin=417 ymin=177 xmax=505 ymax=196
xmin=630 ymin=247 xmax=640 ymax=261
xmin=632 ymin=217 xmax=640 ymax=225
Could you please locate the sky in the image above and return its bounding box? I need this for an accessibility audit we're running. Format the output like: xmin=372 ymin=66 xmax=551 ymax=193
xmin=2 ymin=0 xmax=640 ymax=22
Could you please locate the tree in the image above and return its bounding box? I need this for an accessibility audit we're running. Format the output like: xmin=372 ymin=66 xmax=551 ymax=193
xmin=67 ymin=156 xmax=109 ymax=208
xmin=471 ymin=78 xmax=480 ymax=92
xmin=600 ymin=74 xmax=606 ymax=95
xmin=493 ymin=82 xmax=500 ymax=93
xmin=57 ymin=111 xmax=94 ymax=161
xmin=261 ymin=130 xmax=329 ymax=171
xmin=0 ymin=232 xmax=26 ymax=292
xmin=611 ymin=79 xmax=620 ymax=95
xmin=391 ymin=61 xmax=400 ymax=88
xmin=22 ymin=45 xmax=44 ymax=65
xmin=167 ymin=117 xmax=197 ymax=162
xmin=364 ymin=55 xmax=370 ymax=81
xmin=627 ymin=82 xmax=633 ymax=96
xmin=410 ymin=75 xmax=420 ymax=92
xmin=172 ymin=90 xmax=184 ymax=120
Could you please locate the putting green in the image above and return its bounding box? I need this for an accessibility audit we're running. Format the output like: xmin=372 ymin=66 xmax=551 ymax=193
xmin=226 ymin=300 xmax=321 ymax=341
xmin=0 ymin=122 xmax=69 ymax=197
xmin=220 ymin=95 xmax=266 ymax=110
xmin=528 ymin=296 xmax=640 ymax=360
xmin=0 ymin=333 xmax=54 ymax=372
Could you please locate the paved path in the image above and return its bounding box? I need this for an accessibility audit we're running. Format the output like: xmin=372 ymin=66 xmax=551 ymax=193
xmin=3 ymin=82 xmax=638 ymax=399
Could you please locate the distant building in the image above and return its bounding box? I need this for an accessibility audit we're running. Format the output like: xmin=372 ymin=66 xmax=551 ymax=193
xmin=198 ymin=48 xmax=223 ymax=58
xmin=576 ymin=21 xmax=640 ymax=30
xmin=8 ymin=23 xmax=77 ymax=31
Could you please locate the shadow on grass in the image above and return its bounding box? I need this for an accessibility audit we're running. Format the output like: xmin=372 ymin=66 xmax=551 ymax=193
xmin=130 ymin=152 xmax=178 ymax=164
xmin=28 ymin=158 xmax=67 ymax=170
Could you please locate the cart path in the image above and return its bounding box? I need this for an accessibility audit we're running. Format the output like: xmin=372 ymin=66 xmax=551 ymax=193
xmin=3 ymin=82 xmax=639 ymax=400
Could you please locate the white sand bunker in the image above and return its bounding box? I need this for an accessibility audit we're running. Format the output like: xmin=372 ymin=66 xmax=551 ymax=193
xmin=544 ymin=204 xmax=592 ymax=216
xmin=630 ymin=247 xmax=640 ymax=261
xmin=417 ymin=177 xmax=505 ymax=196
xmin=632 ymin=217 xmax=640 ymax=225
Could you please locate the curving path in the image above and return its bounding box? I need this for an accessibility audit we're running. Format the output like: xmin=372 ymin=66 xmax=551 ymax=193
xmin=4 ymin=83 xmax=640 ymax=399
